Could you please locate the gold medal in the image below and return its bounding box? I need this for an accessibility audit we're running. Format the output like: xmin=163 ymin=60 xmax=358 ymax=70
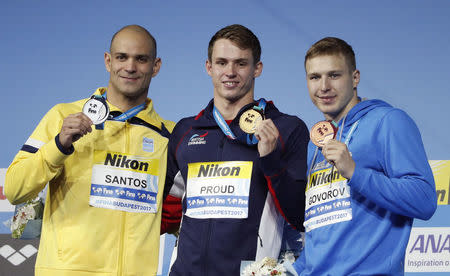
xmin=310 ymin=120 xmax=338 ymax=147
xmin=239 ymin=109 xmax=263 ymax=134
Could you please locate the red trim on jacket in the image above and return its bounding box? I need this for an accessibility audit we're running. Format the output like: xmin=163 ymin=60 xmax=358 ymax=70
xmin=161 ymin=195 xmax=182 ymax=234
xmin=195 ymin=109 xmax=205 ymax=120
xmin=264 ymin=171 xmax=297 ymax=229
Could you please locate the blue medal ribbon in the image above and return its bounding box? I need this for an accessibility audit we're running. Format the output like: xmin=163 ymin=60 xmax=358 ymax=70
xmin=95 ymin=92 xmax=146 ymax=129
xmin=109 ymin=102 xmax=146 ymax=122
xmin=213 ymin=99 xmax=266 ymax=145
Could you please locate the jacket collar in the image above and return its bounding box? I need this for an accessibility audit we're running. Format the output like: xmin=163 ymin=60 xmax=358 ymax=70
xmin=192 ymin=98 xmax=279 ymax=129
xmin=93 ymin=87 xmax=164 ymax=130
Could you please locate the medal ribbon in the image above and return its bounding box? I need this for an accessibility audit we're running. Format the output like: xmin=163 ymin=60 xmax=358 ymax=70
xmin=102 ymin=92 xmax=146 ymax=122
xmin=109 ymin=103 xmax=146 ymax=122
xmin=95 ymin=92 xmax=146 ymax=129
xmin=213 ymin=99 xmax=266 ymax=145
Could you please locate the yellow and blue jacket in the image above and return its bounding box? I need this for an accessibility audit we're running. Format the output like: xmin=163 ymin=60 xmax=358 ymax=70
xmin=5 ymin=87 xmax=175 ymax=276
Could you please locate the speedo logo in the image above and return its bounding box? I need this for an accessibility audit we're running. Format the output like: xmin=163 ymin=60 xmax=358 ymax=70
xmin=198 ymin=163 xmax=241 ymax=177
xmin=104 ymin=153 xmax=149 ymax=172
xmin=188 ymin=132 xmax=208 ymax=146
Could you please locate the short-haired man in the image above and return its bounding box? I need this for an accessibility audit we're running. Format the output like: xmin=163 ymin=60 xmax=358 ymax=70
xmin=293 ymin=37 xmax=437 ymax=275
xmin=164 ymin=24 xmax=309 ymax=275
xmin=5 ymin=25 xmax=175 ymax=275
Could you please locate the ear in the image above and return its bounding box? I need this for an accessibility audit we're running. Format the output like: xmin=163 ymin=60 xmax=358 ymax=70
xmin=206 ymin=60 xmax=212 ymax=77
xmin=253 ymin=61 xmax=263 ymax=78
xmin=151 ymin=58 xmax=162 ymax=77
xmin=104 ymin=52 xmax=112 ymax=73
xmin=352 ymin=69 xmax=360 ymax=89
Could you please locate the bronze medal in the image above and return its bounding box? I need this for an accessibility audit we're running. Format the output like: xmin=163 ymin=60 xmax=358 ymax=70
xmin=310 ymin=120 xmax=338 ymax=147
xmin=239 ymin=109 xmax=263 ymax=134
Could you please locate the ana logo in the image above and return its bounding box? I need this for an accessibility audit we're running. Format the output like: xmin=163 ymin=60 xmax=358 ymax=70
xmin=405 ymin=227 xmax=450 ymax=273
xmin=0 ymin=244 xmax=37 ymax=266
xmin=188 ymin=131 xmax=208 ymax=146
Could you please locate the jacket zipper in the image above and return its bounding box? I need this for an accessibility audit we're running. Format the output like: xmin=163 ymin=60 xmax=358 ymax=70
xmin=117 ymin=121 xmax=131 ymax=275
xmin=202 ymin=219 xmax=212 ymax=275
xmin=202 ymin=134 xmax=226 ymax=275
xmin=217 ymin=135 xmax=225 ymax=160
xmin=118 ymin=210 xmax=126 ymax=275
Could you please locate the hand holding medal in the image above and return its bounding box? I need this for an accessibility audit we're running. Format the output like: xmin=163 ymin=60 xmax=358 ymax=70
xmin=239 ymin=105 xmax=279 ymax=157
xmin=214 ymin=99 xmax=278 ymax=157
xmin=310 ymin=120 xmax=355 ymax=179
xmin=58 ymin=96 xmax=110 ymax=150
xmin=59 ymin=112 xmax=93 ymax=149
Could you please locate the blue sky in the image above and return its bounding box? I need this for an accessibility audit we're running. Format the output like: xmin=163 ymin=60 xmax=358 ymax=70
xmin=1 ymin=0 xmax=449 ymax=167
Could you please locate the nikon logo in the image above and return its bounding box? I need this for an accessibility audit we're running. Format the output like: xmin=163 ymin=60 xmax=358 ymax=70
xmin=309 ymin=170 xmax=341 ymax=188
xmin=436 ymin=177 xmax=449 ymax=205
xmin=104 ymin=153 xmax=149 ymax=172
xmin=198 ymin=164 xmax=241 ymax=177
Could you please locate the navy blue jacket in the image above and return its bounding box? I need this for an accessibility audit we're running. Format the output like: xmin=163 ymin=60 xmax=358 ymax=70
xmin=164 ymin=99 xmax=308 ymax=275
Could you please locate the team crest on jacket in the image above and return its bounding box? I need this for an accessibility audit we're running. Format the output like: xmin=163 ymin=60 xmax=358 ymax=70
xmin=188 ymin=131 xmax=208 ymax=146
xmin=143 ymin=137 xmax=154 ymax=152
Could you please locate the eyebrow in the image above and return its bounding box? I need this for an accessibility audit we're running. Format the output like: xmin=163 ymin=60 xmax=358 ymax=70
xmin=214 ymin=57 xmax=250 ymax=63
xmin=114 ymin=52 xmax=151 ymax=58
xmin=136 ymin=54 xmax=151 ymax=58
xmin=307 ymin=70 xmax=343 ymax=75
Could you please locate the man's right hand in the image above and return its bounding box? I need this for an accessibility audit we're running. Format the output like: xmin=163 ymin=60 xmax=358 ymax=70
xmin=59 ymin=113 xmax=93 ymax=150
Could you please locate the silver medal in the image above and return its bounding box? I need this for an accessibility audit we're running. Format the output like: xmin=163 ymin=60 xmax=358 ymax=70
xmin=82 ymin=96 xmax=109 ymax=125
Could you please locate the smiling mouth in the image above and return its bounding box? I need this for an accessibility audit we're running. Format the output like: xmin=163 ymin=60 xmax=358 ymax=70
xmin=121 ymin=76 xmax=139 ymax=81
xmin=223 ymin=81 xmax=239 ymax=88
xmin=319 ymin=95 xmax=336 ymax=104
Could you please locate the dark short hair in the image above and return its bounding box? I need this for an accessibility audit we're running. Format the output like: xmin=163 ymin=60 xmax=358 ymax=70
xmin=208 ymin=24 xmax=261 ymax=64
xmin=305 ymin=37 xmax=356 ymax=71
xmin=110 ymin=25 xmax=157 ymax=59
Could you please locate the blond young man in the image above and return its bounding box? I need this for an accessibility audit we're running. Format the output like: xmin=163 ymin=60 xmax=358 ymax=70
xmin=294 ymin=37 xmax=436 ymax=275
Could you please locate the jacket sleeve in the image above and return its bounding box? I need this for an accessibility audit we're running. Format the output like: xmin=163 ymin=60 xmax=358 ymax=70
xmin=5 ymin=105 xmax=70 ymax=205
xmin=349 ymin=109 xmax=437 ymax=220
xmin=293 ymin=249 xmax=306 ymax=274
xmin=260 ymin=119 xmax=309 ymax=230
xmin=161 ymin=122 xmax=185 ymax=234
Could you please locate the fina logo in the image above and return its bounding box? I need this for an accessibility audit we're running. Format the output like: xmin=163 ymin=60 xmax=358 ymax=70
xmin=188 ymin=131 xmax=208 ymax=146
xmin=0 ymin=244 xmax=37 ymax=266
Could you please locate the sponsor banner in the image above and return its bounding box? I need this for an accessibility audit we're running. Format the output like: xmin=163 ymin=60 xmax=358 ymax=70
xmin=0 ymin=169 xmax=38 ymax=275
xmin=0 ymin=169 xmax=14 ymax=235
xmin=0 ymin=169 xmax=14 ymax=213
xmin=405 ymin=227 xmax=450 ymax=272
xmin=429 ymin=160 xmax=450 ymax=205
xmin=0 ymin=234 xmax=39 ymax=275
